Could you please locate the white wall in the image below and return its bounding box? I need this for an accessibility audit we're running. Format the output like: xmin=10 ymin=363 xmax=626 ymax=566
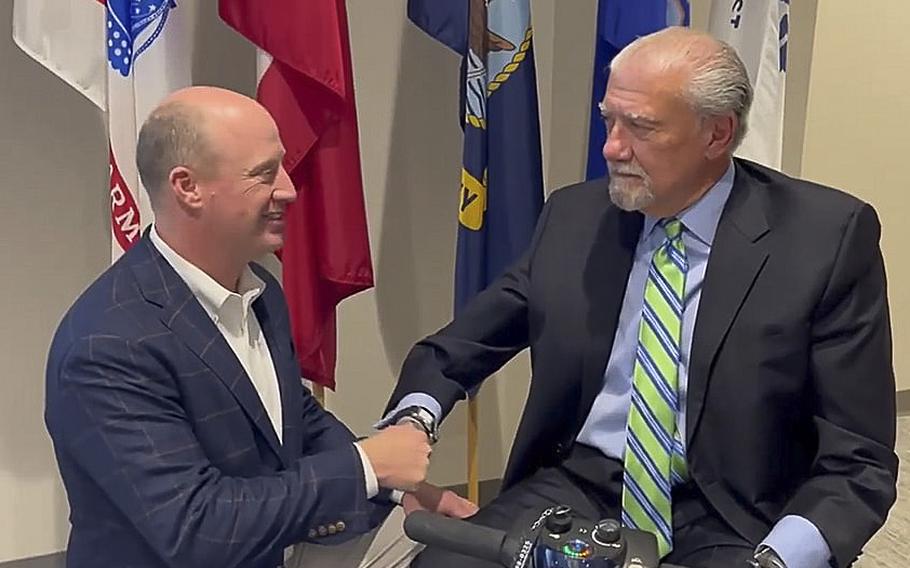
xmin=0 ymin=3 xmax=107 ymax=555
xmin=798 ymin=0 xmax=910 ymax=390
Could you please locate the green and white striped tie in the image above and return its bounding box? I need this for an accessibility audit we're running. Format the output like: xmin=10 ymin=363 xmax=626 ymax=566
xmin=622 ymin=218 xmax=689 ymax=558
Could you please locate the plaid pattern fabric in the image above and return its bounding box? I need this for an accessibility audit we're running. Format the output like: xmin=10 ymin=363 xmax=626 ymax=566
xmin=45 ymin=234 xmax=391 ymax=567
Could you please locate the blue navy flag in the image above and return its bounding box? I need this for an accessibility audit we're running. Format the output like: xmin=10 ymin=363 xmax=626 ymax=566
xmin=585 ymin=0 xmax=690 ymax=180
xmin=409 ymin=0 xmax=544 ymax=313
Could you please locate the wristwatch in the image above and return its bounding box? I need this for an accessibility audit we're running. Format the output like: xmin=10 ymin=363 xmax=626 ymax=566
xmin=389 ymin=405 xmax=439 ymax=445
xmin=749 ymin=546 xmax=787 ymax=568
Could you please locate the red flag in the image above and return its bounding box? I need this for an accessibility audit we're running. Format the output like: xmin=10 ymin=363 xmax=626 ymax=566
xmin=220 ymin=0 xmax=374 ymax=389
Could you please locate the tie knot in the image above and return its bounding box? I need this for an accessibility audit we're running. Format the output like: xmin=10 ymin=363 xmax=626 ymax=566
xmin=660 ymin=218 xmax=683 ymax=242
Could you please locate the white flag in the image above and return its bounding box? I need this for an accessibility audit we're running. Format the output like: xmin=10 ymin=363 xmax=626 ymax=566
xmin=14 ymin=0 xmax=195 ymax=261
xmin=709 ymin=0 xmax=790 ymax=170
xmin=12 ymin=0 xmax=107 ymax=110
xmin=106 ymin=1 xmax=195 ymax=260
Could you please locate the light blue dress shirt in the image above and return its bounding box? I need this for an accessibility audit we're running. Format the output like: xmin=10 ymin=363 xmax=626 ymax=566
xmin=386 ymin=163 xmax=831 ymax=568
xmin=574 ymin=165 xmax=734 ymax=460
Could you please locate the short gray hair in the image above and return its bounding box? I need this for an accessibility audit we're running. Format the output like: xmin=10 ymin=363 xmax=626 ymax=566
xmin=612 ymin=28 xmax=754 ymax=151
xmin=135 ymin=102 xmax=214 ymax=201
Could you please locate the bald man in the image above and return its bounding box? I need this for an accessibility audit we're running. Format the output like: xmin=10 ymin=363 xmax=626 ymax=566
xmin=385 ymin=28 xmax=897 ymax=568
xmin=45 ymin=87 xmax=474 ymax=568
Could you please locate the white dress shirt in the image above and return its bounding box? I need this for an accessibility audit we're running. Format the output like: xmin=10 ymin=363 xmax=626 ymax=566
xmin=149 ymin=228 xmax=380 ymax=499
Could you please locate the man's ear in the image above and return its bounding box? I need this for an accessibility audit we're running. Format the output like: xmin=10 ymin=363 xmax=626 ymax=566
xmin=704 ymin=113 xmax=737 ymax=160
xmin=168 ymin=166 xmax=203 ymax=210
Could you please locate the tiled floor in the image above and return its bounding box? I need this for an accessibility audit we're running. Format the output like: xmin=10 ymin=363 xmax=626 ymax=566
xmin=857 ymin=415 xmax=910 ymax=566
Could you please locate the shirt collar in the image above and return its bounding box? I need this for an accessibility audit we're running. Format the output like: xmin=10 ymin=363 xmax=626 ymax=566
xmin=149 ymin=226 xmax=265 ymax=326
xmin=642 ymin=161 xmax=735 ymax=245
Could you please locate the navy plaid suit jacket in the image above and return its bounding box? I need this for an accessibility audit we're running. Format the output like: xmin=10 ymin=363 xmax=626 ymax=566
xmin=45 ymin=234 xmax=392 ymax=568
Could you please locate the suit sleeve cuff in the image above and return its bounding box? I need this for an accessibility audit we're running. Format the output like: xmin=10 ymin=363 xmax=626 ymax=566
xmin=375 ymin=393 xmax=443 ymax=429
xmin=353 ymin=442 xmax=379 ymax=499
xmin=760 ymin=515 xmax=832 ymax=568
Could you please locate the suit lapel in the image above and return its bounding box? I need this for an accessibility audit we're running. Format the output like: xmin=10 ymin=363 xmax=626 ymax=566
xmin=251 ymin=281 xmax=302 ymax=465
xmin=577 ymin=208 xmax=643 ymax=432
xmin=687 ymin=164 xmax=771 ymax=444
xmin=130 ymin=238 xmax=286 ymax=465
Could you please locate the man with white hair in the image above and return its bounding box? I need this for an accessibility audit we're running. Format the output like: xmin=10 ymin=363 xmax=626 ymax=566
xmin=384 ymin=27 xmax=898 ymax=568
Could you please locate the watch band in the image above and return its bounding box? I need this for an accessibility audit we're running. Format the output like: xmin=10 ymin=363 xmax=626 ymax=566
xmin=751 ymin=546 xmax=787 ymax=568
xmin=389 ymin=405 xmax=439 ymax=444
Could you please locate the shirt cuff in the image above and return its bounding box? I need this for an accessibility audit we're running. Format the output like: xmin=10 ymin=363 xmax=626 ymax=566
xmin=375 ymin=393 xmax=443 ymax=429
xmin=760 ymin=515 xmax=832 ymax=568
xmin=353 ymin=442 xmax=379 ymax=499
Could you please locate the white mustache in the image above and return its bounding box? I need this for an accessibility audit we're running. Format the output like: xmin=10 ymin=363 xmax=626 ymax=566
xmin=608 ymin=162 xmax=647 ymax=178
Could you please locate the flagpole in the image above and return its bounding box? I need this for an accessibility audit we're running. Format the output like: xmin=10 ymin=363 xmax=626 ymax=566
xmin=467 ymin=396 xmax=480 ymax=503
xmin=313 ymin=383 xmax=326 ymax=408
xmin=404 ymin=0 xmax=543 ymax=508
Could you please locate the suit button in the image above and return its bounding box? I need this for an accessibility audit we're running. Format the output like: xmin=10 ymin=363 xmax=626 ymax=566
xmin=327 ymin=524 xmax=337 ymax=535
xmin=318 ymin=525 xmax=328 ymax=537
xmin=308 ymin=529 xmax=317 ymax=539
xmin=555 ymin=443 xmax=565 ymax=457
xmin=335 ymin=521 xmax=346 ymax=533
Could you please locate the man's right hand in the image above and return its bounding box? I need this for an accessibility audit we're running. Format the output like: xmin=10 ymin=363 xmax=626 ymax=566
xmin=359 ymin=425 xmax=431 ymax=492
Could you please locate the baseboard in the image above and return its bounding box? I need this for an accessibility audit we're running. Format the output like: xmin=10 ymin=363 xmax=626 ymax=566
xmin=0 ymin=553 xmax=64 ymax=568
xmin=898 ymin=390 xmax=910 ymax=416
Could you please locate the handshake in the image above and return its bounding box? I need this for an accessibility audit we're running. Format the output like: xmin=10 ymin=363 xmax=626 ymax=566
xmin=359 ymin=423 xmax=434 ymax=492
xmin=360 ymin=416 xmax=479 ymax=519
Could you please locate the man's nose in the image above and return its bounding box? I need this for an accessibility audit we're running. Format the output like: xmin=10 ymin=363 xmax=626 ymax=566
xmin=271 ymin=166 xmax=296 ymax=203
xmin=603 ymin=123 xmax=632 ymax=163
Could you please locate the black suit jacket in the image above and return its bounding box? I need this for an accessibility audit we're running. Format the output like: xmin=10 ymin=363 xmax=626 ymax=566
xmin=388 ymin=159 xmax=898 ymax=567
xmin=46 ymin=235 xmax=391 ymax=568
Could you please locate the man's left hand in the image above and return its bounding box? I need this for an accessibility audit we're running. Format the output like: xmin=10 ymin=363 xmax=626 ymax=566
xmin=401 ymin=482 xmax=479 ymax=519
